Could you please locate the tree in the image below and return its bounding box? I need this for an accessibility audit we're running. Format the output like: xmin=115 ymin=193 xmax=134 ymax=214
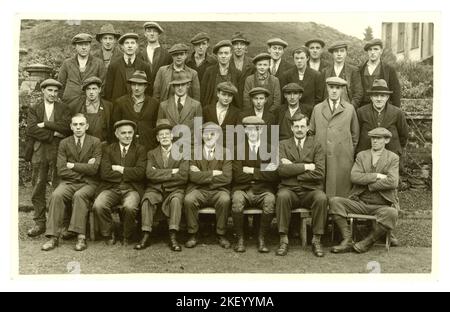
xmin=363 ymin=26 xmax=374 ymax=41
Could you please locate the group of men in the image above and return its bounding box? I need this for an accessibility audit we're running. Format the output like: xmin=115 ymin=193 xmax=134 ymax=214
xmin=24 ymin=21 xmax=409 ymax=258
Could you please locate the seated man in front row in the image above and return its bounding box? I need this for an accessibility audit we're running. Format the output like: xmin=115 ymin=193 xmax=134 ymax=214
xmin=135 ymin=119 xmax=189 ymax=251
xmin=329 ymin=127 xmax=399 ymax=254
xmin=276 ymin=112 xmax=328 ymax=257
xmin=92 ymin=120 xmax=147 ymax=246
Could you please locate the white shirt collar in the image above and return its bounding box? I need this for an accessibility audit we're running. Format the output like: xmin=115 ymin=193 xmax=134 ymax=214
xmin=334 ymin=62 xmax=344 ymax=75
xmin=44 ymin=100 xmax=54 ymax=119
xmin=248 ymin=140 xmax=261 ymax=150
xmin=294 ymin=136 xmax=306 ymax=149
xmin=161 ymin=144 xmax=172 ymax=153
xmin=328 ymin=98 xmax=341 ymax=111
xmin=74 ymin=134 xmax=86 ymax=146
xmin=119 ymin=143 xmax=130 ymax=153
xmin=175 ymin=94 xmax=187 ymax=106
xmin=123 ymin=54 xmax=136 ymax=64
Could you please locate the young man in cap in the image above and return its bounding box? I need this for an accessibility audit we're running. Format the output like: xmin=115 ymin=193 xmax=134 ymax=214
xmin=231 ymin=116 xmax=278 ymax=253
xmin=201 ymin=40 xmax=240 ymax=107
xmin=279 ymin=47 xmax=324 ymax=118
xmin=310 ymin=77 xmax=359 ymax=197
xmin=112 ymin=70 xmax=159 ymax=151
xmin=153 ymin=43 xmax=200 ymax=103
xmin=93 ymin=23 xmax=122 ymax=69
xmin=71 ymin=76 xmax=113 ymax=144
xmin=139 ymin=21 xmax=172 ymax=94
xmin=25 ymin=79 xmax=72 ymax=237
xmin=230 ymin=32 xmax=255 ymax=100
xmin=329 ymin=127 xmax=399 ymax=254
xmin=278 ymin=83 xmax=306 ymax=141
xmin=322 ymin=41 xmax=363 ymax=107
xmin=157 ymin=71 xmax=202 ymax=134
xmin=135 ymin=119 xmax=189 ymax=251
xmin=276 ymin=112 xmax=328 ymax=257
xmin=266 ymin=38 xmax=295 ymax=78
xmin=104 ymin=33 xmax=152 ymax=102
xmin=184 ymin=122 xmax=232 ymax=249
xmin=359 ymin=39 xmax=401 ymax=107
xmin=58 ymin=33 xmax=106 ymax=112
xmin=242 ymin=53 xmax=281 ymax=117
xmin=186 ymin=32 xmax=217 ymax=83
xmin=92 ymin=120 xmax=147 ymax=246
xmin=305 ymin=38 xmax=329 ymax=72
xmin=41 ymin=113 xmax=102 ymax=251
xmin=240 ymin=87 xmax=277 ymax=126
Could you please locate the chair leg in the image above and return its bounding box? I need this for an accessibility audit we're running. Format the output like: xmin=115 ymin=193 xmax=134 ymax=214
xmin=349 ymin=218 xmax=354 ymax=241
xmin=300 ymin=218 xmax=307 ymax=247
xmin=386 ymin=230 xmax=391 ymax=252
xmin=89 ymin=211 xmax=96 ymax=241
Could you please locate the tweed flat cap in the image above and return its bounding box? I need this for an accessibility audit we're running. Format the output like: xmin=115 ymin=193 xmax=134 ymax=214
xmin=96 ymin=24 xmax=121 ymax=42
xmin=118 ymin=33 xmax=139 ymax=45
xmin=71 ymin=33 xmax=93 ymax=45
xmin=114 ymin=119 xmax=137 ymax=130
xmin=127 ymin=70 xmax=148 ymax=84
xmin=364 ymin=38 xmax=383 ymax=51
xmin=248 ymin=87 xmax=271 ymax=97
xmin=292 ymin=46 xmax=310 ymax=57
xmin=216 ymin=81 xmax=238 ymax=95
xmin=190 ymin=32 xmax=210 ymax=44
xmin=213 ymin=40 xmax=233 ymax=54
xmin=368 ymin=127 xmax=392 ymax=138
xmin=143 ymin=21 xmax=164 ymax=33
xmin=266 ymin=38 xmax=288 ymax=48
xmin=40 ymin=79 xmax=62 ymax=89
xmin=282 ymin=82 xmax=304 ymax=93
xmin=326 ymin=76 xmax=347 ymax=86
xmin=328 ymin=40 xmax=348 ymax=53
xmin=168 ymin=43 xmax=189 ymax=54
xmin=202 ymin=121 xmax=222 ymax=132
xmin=252 ymin=52 xmax=272 ymax=64
xmin=305 ymin=38 xmax=326 ymax=48
xmin=169 ymin=71 xmax=192 ymax=85
xmin=82 ymin=76 xmax=102 ymax=90
xmin=154 ymin=119 xmax=173 ymax=133
xmin=367 ymin=79 xmax=393 ymax=95
xmin=231 ymin=32 xmax=250 ymax=45
xmin=242 ymin=116 xmax=265 ymax=125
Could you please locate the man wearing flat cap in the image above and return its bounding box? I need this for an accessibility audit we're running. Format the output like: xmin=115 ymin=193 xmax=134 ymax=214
xmin=305 ymin=38 xmax=329 ymax=72
xmin=278 ymin=82 xmax=307 ymax=141
xmin=280 ymin=46 xmax=324 ymax=118
xmin=322 ymin=41 xmax=363 ymax=107
xmin=231 ymin=116 xmax=278 ymax=253
xmin=138 ymin=21 xmax=172 ymax=93
xmin=153 ymin=43 xmax=200 ymax=103
xmin=93 ymin=24 xmax=123 ymax=70
xmin=201 ymin=40 xmax=240 ymax=107
xmin=359 ymin=38 xmax=401 ymax=107
xmin=266 ymin=38 xmax=296 ymax=78
xmin=242 ymin=53 xmax=281 ymax=117
xmin=135 ymin=119 xmax=189 ymax=251
xmin=230 ymin=32 xmax=255 ymax=101
xmin=184 ymin=122 xmax=233 ymax=249
xmin=276 ymin=112 xmax=328 ymax=257
xmin=240 ymin=87 xmax=277 ymax=126
xmin=310 ymin=77 xmax=359 ymax=197
xmin=112 ymin=70 xmax=159 ymax=151
xmin=70 ymin=76 xmax=113 ymax=143
xmin=92 ymin=120 xmax=147 ymax=246
xmin=329 ymin=127 xmax=400 ymax=254
xmin=58 ymin=33 xmax=106 ymax=112
xmin=157 ymin=71 xmax=202 ymax=135
xmin=25 ymin=79 xmax=72 ymax=237
xmin=104 ymin=33 xmax=152 ymax=102
xmin=186 ymin=32 xmax=217 ymax=83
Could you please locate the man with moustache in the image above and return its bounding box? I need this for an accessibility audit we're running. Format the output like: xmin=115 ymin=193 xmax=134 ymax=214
xmin=104 ymin=33 xmax=152 ymax=102
xmin=305 ymin=38 xmax=329 ymax=72
xmin=93 ymin=24 xmax=122 ymax=70
xmin=186 ymin=32 xmax=217 ymax=83
xmin=266 ymin=38 xmax=295 ymax=78
xmin=278 ymin=83 xmax=306 ymax=141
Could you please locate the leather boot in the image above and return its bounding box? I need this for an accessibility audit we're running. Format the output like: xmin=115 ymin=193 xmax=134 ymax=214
xmin=134 ymin=232 xmax=150 ymax=250
xmin=276 ymin=234 xmax=289 ymax=256
xmin=311 ymin=234 xmax=325 ymax=257
xmin=169 ymin=230 xmax=181 ymax=252
xmin=331 ymin=216 xmax=353 ymax=253
xmin=354 ymin=223 xmax=388 ymax=253
xmin=258 ymin=213 xmax=273 ymax=253
xmin=232 ymin=212 xmax=245 ymax=252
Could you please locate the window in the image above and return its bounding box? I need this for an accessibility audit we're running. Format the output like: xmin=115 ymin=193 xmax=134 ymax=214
xmin=412 ymin=23 xmax=420 ymax=49
xmin=385 ymin=23 xmax=392 ymax=49
xmin=397 ymin=23 xmax=405 ymax=52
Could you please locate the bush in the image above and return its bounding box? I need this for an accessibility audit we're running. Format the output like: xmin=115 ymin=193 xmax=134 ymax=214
xmin=397 ymin=60 xmax=433 ymax=99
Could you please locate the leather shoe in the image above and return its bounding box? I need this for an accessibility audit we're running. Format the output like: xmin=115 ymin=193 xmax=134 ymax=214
xmin=104 ymin=233 xmax=116 ymax=246
xmin=74 ymin=237 xmax=87 ymax=251
xmin=134 ymin=233 xmax=150 ymax=250
xmin=234 ymin=236 xmax=246 ymax=253
xmin=185 ymin=234 xmax=198 ymax=248
xmin=41 ymin=237 xmax=58 ymax=251
xmin=61 ymin=228 xmax=77 ymax=240
xmin=312 ymin=241 xmax=325 ymax=257
xmin=218 ymin=235 xmax=231 ymax=249
xmin=276 ymin=243 xmax=288 ymax=256
xmin=169 ymin=232 xmax=182 ymax=252
xmin=27 ymin=225 xmax=45 ymax=238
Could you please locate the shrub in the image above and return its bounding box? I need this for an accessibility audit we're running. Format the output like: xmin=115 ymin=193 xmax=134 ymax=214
xmin=397 ymin=60 xmax=433 ymax=99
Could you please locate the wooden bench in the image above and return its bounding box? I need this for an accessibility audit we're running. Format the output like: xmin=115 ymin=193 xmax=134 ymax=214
xmin=347 ymin=214 xmax=391 ymax=251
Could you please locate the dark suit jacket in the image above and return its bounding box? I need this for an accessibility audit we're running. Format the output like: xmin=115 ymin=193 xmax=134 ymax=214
xmin=56 ymin=134 xmax=102 ymax=185
xmin=112 ymin=94 xmax=159 ymax=151
xmin=359 ymin=60 xmax=401 ymax=107
xmin=97 ymin=142 xmax=147 ymax=197
xmin=323 ymin=62 xmax=363 ymax=107
xmin=104 ymin=57 xmax=152 ymax=101
xmin=239 ymin=108 xmax=277 ymax=126
xmin=307 ymin=59 xmax=330 ymax=73
xmin=278 ymin=105 xmax=307 ymax=141
xmin=203 ymin=104 xmax=240 ymax=130
xmin=200 ymin=64 xmax=241 ymax=107
xmin=273 ymin=59 xmax=296 ymax=78
xmin=350 ymin=148 xmax=400 ymax=209
xmin=230 ymin=55 xmax=255 ymax=104
xmin=278 ymin=136 xmax=325 ymax=191
xmin=356 ymin=104 xmax=409 ymax=155
xmin=157 ymin=96 xmax=202 ymax=132
xmin=186 ymin=52 xmax=217 ymax=84
xmin=138 ymin=44 xmax=172 ymax=94
xmin=279 ymin=67 xmax=324 ymax=118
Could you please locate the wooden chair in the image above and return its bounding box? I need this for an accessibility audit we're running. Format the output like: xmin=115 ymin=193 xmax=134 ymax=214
xmin=347 ymin=213 xmax=391 ymax=251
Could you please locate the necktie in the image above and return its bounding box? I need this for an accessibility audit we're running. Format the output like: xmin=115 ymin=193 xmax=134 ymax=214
xmin=127 ymin=57 xmax=132 ymax=66
xmin=297 ymin=140 xmax=302 ymax=156
xmin=331 ymin=100 xmax=337 ymax=113
xmin=163 ymin=150 xmax=169 ymax=168
xmin=177 ymin=97 xmax=183 ymax=114
xmin=121 ymin=146 xmax=127 ymax=159
xmin=208 ymin=150 xmax=214 ymax=161
xmin=76 ymin=138 xmax=82 ymax=154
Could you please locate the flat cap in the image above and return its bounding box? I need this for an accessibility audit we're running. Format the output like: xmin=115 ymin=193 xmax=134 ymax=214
xmin=368 ymin=127 xmax=392 ymax=138
xmin=154 ymin=119 xmax=173 ymax=133
xmin=231 ymin=32 xmax=250 ymax=45
xmin=367 ymin=79 xmax=393 ymax=95
xmin=326 ymin=76 xmax=347 ymax=86
xmin=127 ymin=70 xmax=148 ymax=84
xmin=143 ymin=21 xmax=164 ymax=33
xmin=328 ymin=40 xmax=348 ymax=53
xmin=71 ymin=33 xmax=93 ymax=45
xmin=169 ymin=71 xmax=192 ymax=85
xmin=216 ymin=81 xmax=238 ymax=95
xmin=292 ymin=46 xmax=310 ymax=57
xmin=242 ymin=116 xmax=265 ymax=125
xmin=82 ymin=76 xmax=102 ymax=90
xmin=213 ymin=40 xmax=233 ymax=54
xmin=40 ymin=79 xmax=62 ymax=89
xmin=202 ymin=121 xmax=222 ymax=132
xmin=168 ymin=43 xmax=189 ymax=54
xmin=252 ymin=52 xmax=272 ymax=64
xmin=305 ymin=38 xmax=325 ymax=48
xmin=248 ymin=87 xmax=271 ymax=97
xmin=266 ymin=38 xmax=288 ymax=48
xmin=96 ymin=24 xmax=121 ymax=42
xmin=364 ymin=38 xmax=383 ymax=51
xmin=282 ymin=82 xmax=304 ymax=93
xmin=118 ymin=32 xmax=139 ymax=45
xmin=190 ymin=32 xmax=210 ymax=45
xmin=114 ymin=119 xmax=137 ymax=130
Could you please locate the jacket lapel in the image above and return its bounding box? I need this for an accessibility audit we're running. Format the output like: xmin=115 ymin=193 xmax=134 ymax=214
xmin=166 ymin=97 xmax=179 ymax=124
xmin=287 ymin=137 xmax=300 ymax=161
xmin=332 ymin=102 xmax=345 ymax=117
xmin=179 ymin=97 xmax=193 ymax=123
xmin=78 ymin=135 xmax=91 ymax=161
xmin=321 ymin=101 xmax=332 ymax=121
xmin=375 ymin=149 xmax=389 ymax=172
xmin=154 ymin=146 xmax=165 ymax=168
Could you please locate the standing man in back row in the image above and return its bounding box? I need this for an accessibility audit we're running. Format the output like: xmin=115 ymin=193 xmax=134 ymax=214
xmin=267 ymin=38 xmax=296 ymax=78
xmin=93 ymin=23 xmax=122 ymax=70
xmin=305 ymin=38 xmax=329 ymax=72
xmin=186 ymin=32 xmax=217 ymax=83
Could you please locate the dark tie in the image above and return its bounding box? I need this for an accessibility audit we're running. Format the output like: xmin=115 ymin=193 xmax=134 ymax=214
xmin=331 ymin=100 xmax=337 ymax=113
xmin=121 ymin=146 xmax=127 ymax=159
xmin=297 ymin=141 xmax=303 ymax=156
xmin=76 ymin=138 xmax=82 ymax=154
xmin=163 ymin=150 xmax=169 ymax=168
xmin=177 ymin=97 xmax=183 ymax=114
xmin=127 ymin=57 xmax=132 ymax=66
